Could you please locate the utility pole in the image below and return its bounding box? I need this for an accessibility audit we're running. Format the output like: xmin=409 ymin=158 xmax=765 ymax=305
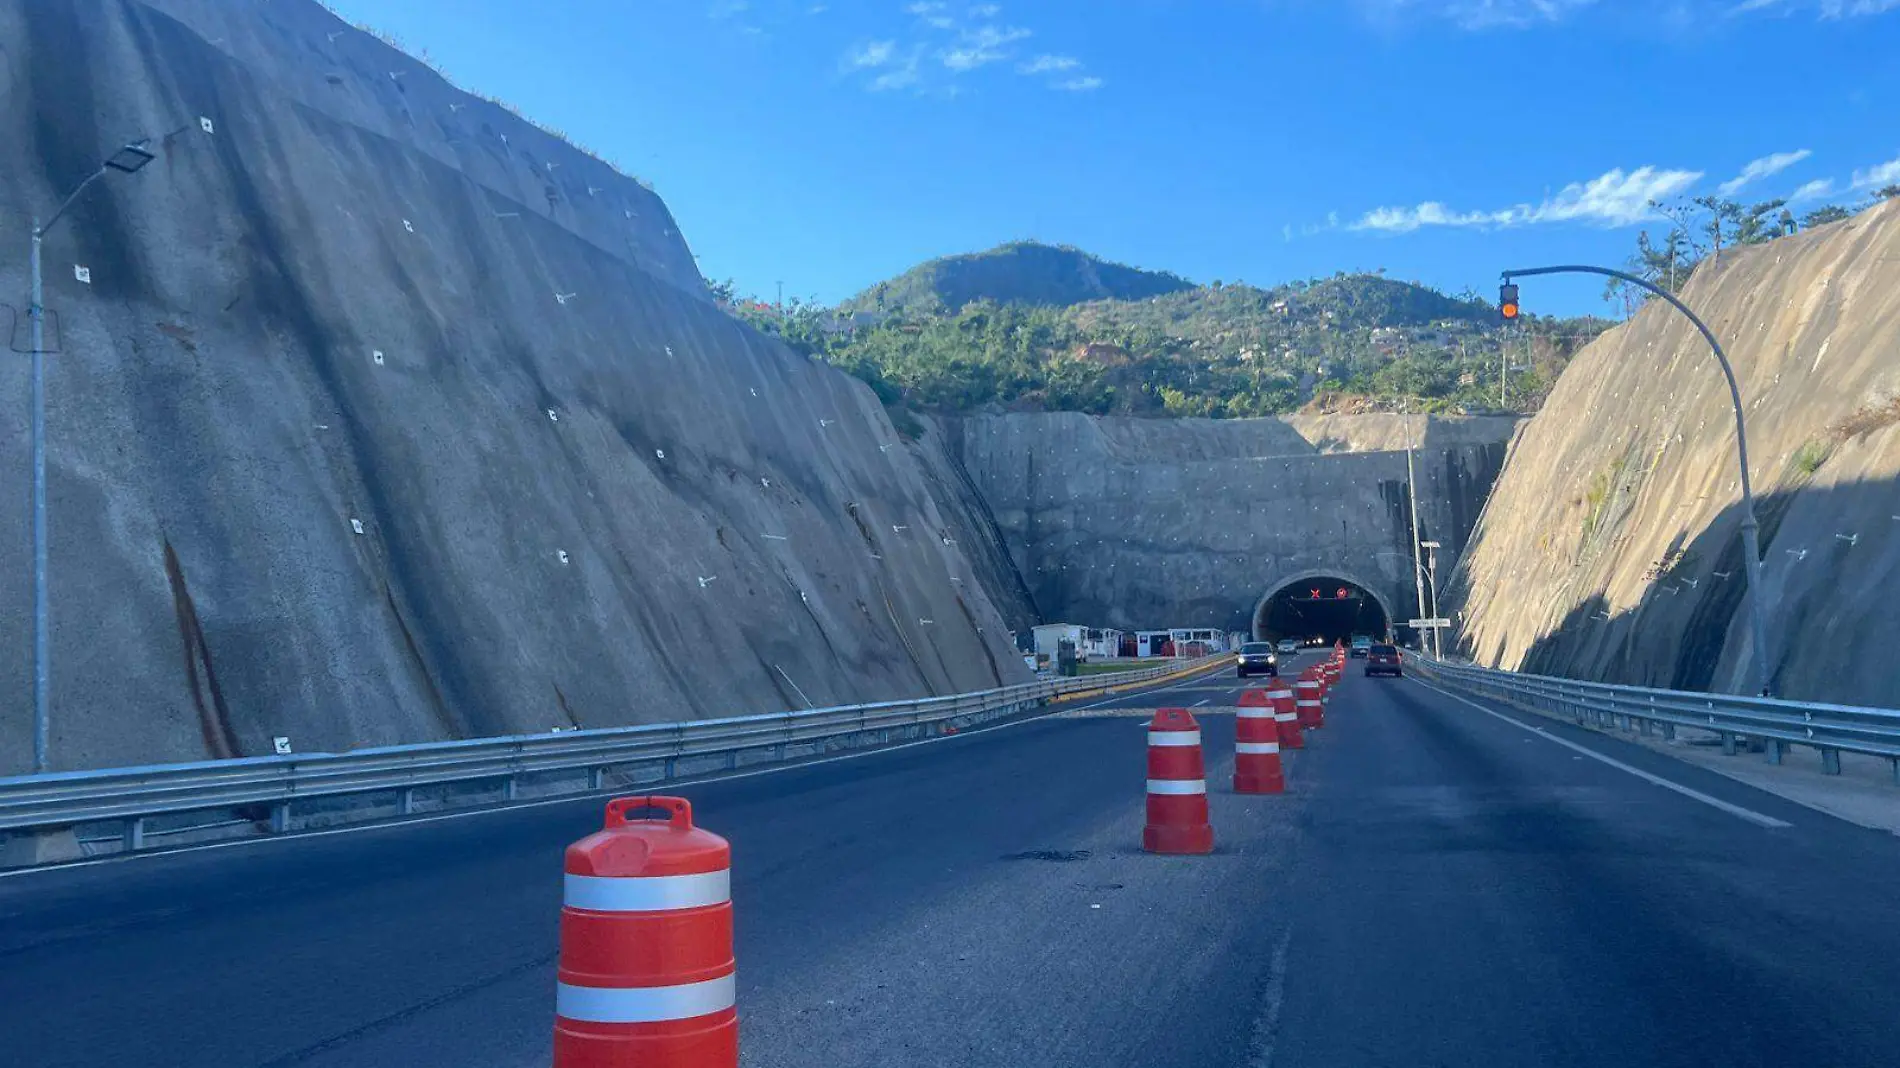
xmin=776 ymin=279 xmax=784 ymax=317
xmin=1406 ymin=446 xmax=1428 ymax=654
xmin=1499 ymin=334 xmax=1508 ymax=409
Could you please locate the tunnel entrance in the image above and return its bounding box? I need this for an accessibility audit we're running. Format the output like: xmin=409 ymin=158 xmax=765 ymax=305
xmin=1253 ymin=577 xmax=1391 ymax=645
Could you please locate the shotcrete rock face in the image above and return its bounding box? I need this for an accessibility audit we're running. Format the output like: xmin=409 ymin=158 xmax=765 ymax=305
xmin=1448 ymin=201 xmax=1900 ymax=704
xmin=0 ymin=0 xmax=1027 ymax=772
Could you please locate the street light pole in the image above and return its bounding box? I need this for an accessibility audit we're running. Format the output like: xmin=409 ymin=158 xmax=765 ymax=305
xmin=25 ymin=142 xmax=156 ymax=773
xmin=1405 ymin=446 xmax=1428 ymax=651
xmin=28 ymin=218 xmax=48 ymax=775
xmin=1501 ymin=264 xmax=1774 ymax=697
xmin=1421 ymin=541 xmax=1442 ymax=659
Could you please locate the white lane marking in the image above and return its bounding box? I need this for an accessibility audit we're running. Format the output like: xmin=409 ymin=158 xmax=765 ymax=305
xmin=564 ymin=869 xmax=730 ymax=912
xmin=1146 ymin=779 xmax=1207 ymax=795
xmin=1193 ymin=698 xmax=1210 ymax=707
xmin=1244 ymin=926 xmax=1293 ymax=1068
xmin=557 ymin=974 xmax=736 ymax=1023
xmin=0 ymin=664 xmax=1232 ymax=881
xmin=1407 ymin=678 xmax=1791 ymax=829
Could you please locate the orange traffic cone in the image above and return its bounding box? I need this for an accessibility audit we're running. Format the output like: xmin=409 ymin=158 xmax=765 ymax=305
xmin=1143 ymin=709 xmax=1214 ymax=854
xmin=1295 ymin=672 xmax=1324 ymax=729
xmin=555 ymin=796 xmax=737 ymax=1068
xmin=1234 ymin=695 xmax=1285 ymax=795
xmin=1267 ymin=680 xmax=1302 ymax=749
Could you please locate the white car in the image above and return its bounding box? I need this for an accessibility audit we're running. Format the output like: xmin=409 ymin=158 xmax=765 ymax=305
xmin=1276 ymin=639 xmax=1299 ymax=655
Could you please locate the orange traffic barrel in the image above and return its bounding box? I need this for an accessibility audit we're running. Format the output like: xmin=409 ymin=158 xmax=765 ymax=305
xmin=1143 ymin=709 xmax=1214 ymax=854
xmin=1233 ymin=695 xmax=1285 ymax=795
xmin=1309 ymin=665 xmax=1331 ymax=704
xmin=1267 ymin=681 xmax=1302 ymax=749
xmin=555 ymin=796 xmax=737 ymax=1068
xmin=1295 ymin=674 xmax=1324 ymax=729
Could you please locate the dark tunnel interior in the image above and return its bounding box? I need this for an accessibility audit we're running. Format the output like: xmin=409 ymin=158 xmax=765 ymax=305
xmin=1254 ymin=578 xmax=1391 ymax=644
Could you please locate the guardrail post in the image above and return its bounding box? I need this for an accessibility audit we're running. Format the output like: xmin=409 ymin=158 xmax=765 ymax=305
xmin=1890 ymin=757 xmax=1899 ymax=786
xmin=1821 ymin=748 xmax=1842 ymax=776
xmin=1765 ymin=739 xmax=1783 ymax=765
xmin=269 ymin=802 xmax=291 ymax=834
xmin=725 ymin=750 xmax=738 ymax=771
xmin=1721 ymin=732 xmax=1737 ymax=756
xmin=123 ymin=817 xmax=145 ymax=852
xmin=1661 ymin=721 xmax=1675 ymax=741
xmin=772 ymin=743 xmax=786 ymax=763
xmin=502 ymin=775 xmax=518 ymax=801
xmin=591 ymin=766 xmax=609 ymax=790
xmin=398 ymin=788 xmax=417 ymax=816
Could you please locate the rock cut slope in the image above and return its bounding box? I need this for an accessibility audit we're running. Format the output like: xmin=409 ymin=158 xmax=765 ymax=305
xmin=1449 ymin=201 xmax=1900 ymax=703
xmin=0 ymin=0 xmax=1026 ymax=773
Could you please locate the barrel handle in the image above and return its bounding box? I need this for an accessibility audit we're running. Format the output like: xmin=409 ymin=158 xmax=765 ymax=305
xmin=603 ymin=795 xmax=694 ymax=830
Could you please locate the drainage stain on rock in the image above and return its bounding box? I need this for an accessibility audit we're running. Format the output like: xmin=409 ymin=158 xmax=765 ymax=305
xmin=1002 ymin=849 xmax=1092 ymax=862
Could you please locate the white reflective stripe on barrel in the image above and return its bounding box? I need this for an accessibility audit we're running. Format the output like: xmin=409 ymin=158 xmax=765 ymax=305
xmin=556 ymin=973 xmax=736 ymax=1024
xmin=1235 ymin=741 xmax=1280 ymax=755
xmin=1276 ymin=711 xmax=1297 ymax=721
xmin=1146 ymin=778 xmax=1207 ymax=795
xmin=1148 ymin=730 xmax=1202 ymax=746
xmin=564 ymin=870 xmax=731 ymax=912
xmin=1297 ymin=699 xmax=1322 ymax=707
xmin=1237 ymin=708 xmax=1275 ymax=719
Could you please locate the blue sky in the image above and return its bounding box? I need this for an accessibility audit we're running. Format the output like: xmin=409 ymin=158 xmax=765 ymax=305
xmin=324 ymin=0 xmax=1900 ymax=316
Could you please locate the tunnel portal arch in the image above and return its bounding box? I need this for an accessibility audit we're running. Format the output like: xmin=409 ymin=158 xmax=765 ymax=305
xmin=1252 ymin=570 xmax=1399 ymax=644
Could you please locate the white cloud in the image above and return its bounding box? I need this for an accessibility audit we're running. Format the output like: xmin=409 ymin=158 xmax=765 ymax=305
xmin=1351 ymin=0 xmax=1899 ymax=24
xmin=907 ymin=1 xmax=956 ymax=28
xmin=1348 ymin=0 xmax=1603 ymax=29
xmin=846 ymin=3 xmax=1092 ymax=95
xmin=870 ymin=48 xmax=924 ymax=90
xmin=941 ymin=24 xmax=1032 ymax=70
xmin=1019 ymin=53 xmax=1081 ymax=74
xmin=847 ymin=39 xmax=897 ymax=67
xmin=1351 ymin=165 xmax=1704 ymax=233
xmin=1851 ymin=153 xmax=1900 ymax=189
xmin=1716 ymin=149 xmax=1812 ymax=195
xmin=1730 ymin=0 xmax=1900 ymax=16
xmin=1788 ymin=178 xmax=1837 ymax=201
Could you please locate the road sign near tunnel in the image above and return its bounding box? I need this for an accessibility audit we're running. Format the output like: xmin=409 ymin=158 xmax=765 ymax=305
xmin=1409 ymin=618 xmax=1452 ymax=628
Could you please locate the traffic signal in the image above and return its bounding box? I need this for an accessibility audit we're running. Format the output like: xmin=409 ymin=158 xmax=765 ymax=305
xmin=1499 ymin=282 xmax=1520 ymax=322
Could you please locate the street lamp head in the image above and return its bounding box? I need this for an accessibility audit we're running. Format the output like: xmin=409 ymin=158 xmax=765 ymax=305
xmin=104 ymin=143 xmax=156 ymax=174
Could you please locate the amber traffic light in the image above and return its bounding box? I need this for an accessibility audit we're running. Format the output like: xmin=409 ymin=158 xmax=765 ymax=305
xmin=1500 ymin=282 xmax=1520 ymax=321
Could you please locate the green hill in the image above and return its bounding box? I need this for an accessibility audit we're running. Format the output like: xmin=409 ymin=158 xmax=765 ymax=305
xmin=843 ymin=242 xmax=1194 ymax=316
xmin=723 ymin=252 xmax=1611 ymax=426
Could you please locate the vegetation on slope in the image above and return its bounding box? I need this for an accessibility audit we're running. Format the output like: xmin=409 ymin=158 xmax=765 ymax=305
xmin=1605 ymin=187 xmax=1899 ymax=309
xmin=717 ymin=244 xmax=1610 ymax=426
xmin=841 ymin=241 xmax=1193 ymax=316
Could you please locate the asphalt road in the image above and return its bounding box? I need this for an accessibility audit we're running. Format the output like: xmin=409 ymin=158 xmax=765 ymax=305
xmin=4 ymin=652 xmax=1900 ymax=1067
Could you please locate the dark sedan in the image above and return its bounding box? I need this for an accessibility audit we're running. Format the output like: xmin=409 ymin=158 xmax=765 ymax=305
xmin=1235 ymin=642 xmax=1279 ymax=678
xmin=1364 ymin=643 xmax=1403 ymax=677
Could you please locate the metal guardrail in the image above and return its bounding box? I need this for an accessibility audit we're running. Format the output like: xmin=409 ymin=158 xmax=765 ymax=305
xmin=0 ymin=655 xmax=1228 ymax=862
xmin=1409 ymin=654 xmax=1900 ymax=780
